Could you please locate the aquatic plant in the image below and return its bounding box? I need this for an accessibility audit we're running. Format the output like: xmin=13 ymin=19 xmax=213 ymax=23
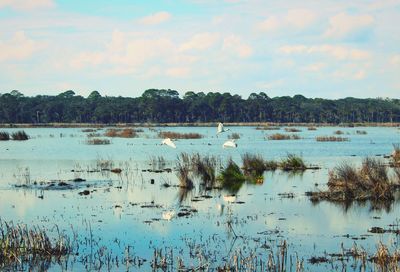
xmin=284 ymin=127 xmax=302 ymax=132
xmin=316 ymin=136 xmax=349 ymax=142
xmin=279 ymin=154 xmax=306 ymax=171
xmin=11 ymin=130 xmax=29 ymax=140
xmin=0 ymin=131 xmax=10 ymax=141
xmin=86 ymin=138 xmax=111 ymax=145
xmin=392 ymin=143 xmax=400 ymax=166
xmin=0 ymin=219 xmax=71 ymax=269
xmin=333 ymin=130 xmax=344 ymax=135
xmin=308 ymin=158 xmax=400 ymax=204
xmin=356 ymin=130 xmax=367 ymax=135
xmin=268 ymin=133 xmax=300 ymax=140
xmin=104 ymin=128 xmax=138 ymax=138
xmin=158 ymin=131 xmax=203 ymax=139
xmin=228 ymin=132 xmax=241 ymax=140
xmin=218 ymin=159 xmax=245 ymax=193
xmin=176 ymin=153 xmax=193 ymax=189
xmin=191 ymin=153 xmax=218 ymax=188
xmin=307 ymin=126 xmax=317 ymax=130
xmin=255 ymin=126 xmax=281 ymax=130
xmin=241 ymin=153 xmax=266 ymax=176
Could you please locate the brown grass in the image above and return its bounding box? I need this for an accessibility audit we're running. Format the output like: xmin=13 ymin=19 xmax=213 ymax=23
xmin=104 ymin=128 xmax=138 ymax=138
xmin=0 ymin=131 xmax=10 ymax=141
xmin=86 ymin=138 xmax=111 ymax=145
xmin=284 ymin=127 xmax=302 ymax=132
xmin=158 ymin=131 xmax=203 ymax=139
xmin=316 ymin=136 xmax=349 ymax=142
xmin=333 ymin=130 xmax=344 ymax=135
xmin=268 ymin=133 xmax=300 ymax=140
xmin=307 ymin=126 xmax=317 ymax=130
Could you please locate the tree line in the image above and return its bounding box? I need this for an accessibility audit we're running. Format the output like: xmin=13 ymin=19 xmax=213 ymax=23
xmin=0 ymin=89 xmax=399 ymax=124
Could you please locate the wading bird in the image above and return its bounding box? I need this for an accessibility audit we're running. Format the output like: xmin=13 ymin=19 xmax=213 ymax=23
xmin=217 ymin=122 xmax=230 ymax=135
xmin=223 ymin=139 xmax=237 ymax=148
xmin=162 ymin=138 xmax=176 ymax=148
xmin=162 ymin=210 xmax=175 ymax=221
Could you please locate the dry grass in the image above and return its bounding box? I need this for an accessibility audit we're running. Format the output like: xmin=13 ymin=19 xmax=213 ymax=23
xmin=284 ymin=127 xmax=302 ymax=132
xmin=0 ymin=131 xmax=10 ymax=141
xmin=255 ymin=126 xmax=281 ymax=130
xmin=316 ymin=136 xmax=349 ymax=142
xmin=268 ymin=133 xmax=300 ymax=140
xmin=370 ymin=242 xmax=400 ymax=270
xmin=158 ymin=131 xmax=203 ymax=139
xmin=104 ymin=128 xmax=138 ymax=138
xmin=82 ymin=128 xmax=96 ymax=132
xmin=191 ymin=153 xmax=218 ymax=188
xmin=307 ymin=126 xmax=317 ymax=131
xmin=86 ymin=138 xmax=111 ymax=145
xmin=392 ymin=143 xmax=400 ymax=166
xmin=308 ymin=158 xmax=400 ymax=204
xmin=333 ymin=130 xmax=344 ymax=135
xmin=0 ymin=219 xmax=71 ymax=268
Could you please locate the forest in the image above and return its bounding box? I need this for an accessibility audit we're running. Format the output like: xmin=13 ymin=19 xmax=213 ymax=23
xmin=0 ymin=89 xmax=399 ymax=124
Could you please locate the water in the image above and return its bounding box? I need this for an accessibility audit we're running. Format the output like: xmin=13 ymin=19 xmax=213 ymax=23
xmin=0 ymin=126 xmax=399 ymax=271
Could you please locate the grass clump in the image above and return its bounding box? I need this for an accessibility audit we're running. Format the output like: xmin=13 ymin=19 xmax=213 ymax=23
xmin=316 ymin=136 xmax=349 ymax=142
xmin=104 ymin=128 xmax=138 ymax=138
xmin=86 ymin=138 xmax=111 ymax=145
xmin=0 ymin=131 xmax=10 ymax=141
xmin=242 ymin=153 xmax=266 ymax=176
xmin=228 ymin=133 xmax=240 ymax=140
xmin=392 ymin=143 xmax=400 ymax=166
xmin=268 ymin=133 xmax=300 ymax=140
xmin=191 ymin=153 xmax=218 ymax=188
xmin=307 ymin=126 xmax=317 ymax=131
xmin=11 ymin=131 xmax=29 ymax=140
xmin=255 ymin=126 xmax=281 ymax=130
xmin=284 ymin=127 xmax=301 ymax=132
xmin=158 ymin=131 xmax=203 ymax=139
xmin=333 ymin=130 xmax=344 ymax=135
xmin=218 ymin=159 xmax=245 ymax=193
xmin=356 ymin=130 xmax=367 ymax=135
xmin=279 ymin=154 xmax=306 ymax=171
xmin=177 ymin=153 xmax=193 ymax=189
xmin=308 ymin=158 xmax=400 ymax=204
xmin=0 ymin=219 xmax=71 ymax=268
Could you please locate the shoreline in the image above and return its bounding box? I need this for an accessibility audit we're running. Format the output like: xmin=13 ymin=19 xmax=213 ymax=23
xmin=0 ymin=122 xmax=399 ymax=128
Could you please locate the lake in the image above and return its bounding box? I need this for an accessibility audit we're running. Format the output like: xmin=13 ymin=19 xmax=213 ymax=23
xmin=0 ymin=126 xmax=399 ymax=271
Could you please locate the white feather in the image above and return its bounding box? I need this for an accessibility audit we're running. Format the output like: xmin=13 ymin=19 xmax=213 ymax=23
xmin=162 ymin=138 xmax=176 ymax=148
xmin=223 ymin=139 xmax=237 ymax=148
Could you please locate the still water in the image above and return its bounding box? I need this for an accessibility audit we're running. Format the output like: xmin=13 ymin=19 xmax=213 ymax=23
xmin=0 ymin=126 xmax=399 ymax=271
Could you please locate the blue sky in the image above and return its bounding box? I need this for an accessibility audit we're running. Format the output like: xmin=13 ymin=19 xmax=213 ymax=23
xmin=0 ymin=0 xmax=399 ymax=99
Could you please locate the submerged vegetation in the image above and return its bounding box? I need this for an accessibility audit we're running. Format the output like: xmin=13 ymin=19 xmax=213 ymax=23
xmin=316 ymin=136 xmax=349 ymax=142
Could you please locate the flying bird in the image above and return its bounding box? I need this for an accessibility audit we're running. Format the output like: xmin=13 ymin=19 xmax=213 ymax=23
xmin=223 ymin=139 xmax=237 ymax=148
xmin=162 ymin=138 xmax=176 ymax=148
xmin=217 ymin=122 xmax=230 ymax=135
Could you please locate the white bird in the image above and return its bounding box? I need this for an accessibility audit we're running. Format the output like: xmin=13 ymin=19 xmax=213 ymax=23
xmin=217 ymin=122 xmax=230 ymax=135
xmin=223 ymin=195 xmax=236 ymax=203
xmin=162 ymin=210 xmax=175 ymax=221
xmin=223 ymin=139 xmax=237 ymax=148
xmin=162 ymin=138 xmax=176 ymax=148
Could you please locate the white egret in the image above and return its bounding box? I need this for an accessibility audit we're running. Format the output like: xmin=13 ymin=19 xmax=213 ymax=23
xmin=162 ymin=210 xmax=175 ymax=221
xmin=162 ymin=138 xmax=176 ymax=148
xmin=223 ymin=139 xmax=237 ymax=148
xmin=217 ymin=122 xmax=230 ymax=135
xmin=223 ymin=195 xmax=236 ymax=203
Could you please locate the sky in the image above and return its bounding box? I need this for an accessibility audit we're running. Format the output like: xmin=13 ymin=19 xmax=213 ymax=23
xmin=0 ymin=0 xmax=400 ymax=99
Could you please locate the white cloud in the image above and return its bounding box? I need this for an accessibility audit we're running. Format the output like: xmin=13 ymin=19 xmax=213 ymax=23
xmin=390 ymin=54 xmax=400 ymax=65
xmin=140 ymin=11 xmax=171 ymax=25
xmin=278 ymin=44 xmax=371 ymax=61
xmin=179 ymin=32 xmax=219 ymax=51
xmin=0 ymin=31 xmax=45 ymax=62
xmin=0 ymin=0 xmax=54 ymax=10
xmin=222 ymin=34 xmax=253 ymax=58
xmin=166 ymin=67 xmax=190 ymax=77
xmin=302 ymin=62 xmax=326 ymax=72
xmin=324 ymin=12 xmax=374 ymax=38
xmin=256 ymin=9 xmax=316 ymax=32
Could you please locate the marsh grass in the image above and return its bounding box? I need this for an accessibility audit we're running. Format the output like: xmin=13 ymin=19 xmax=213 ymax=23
xmin=11 ymin=131 xmax=29 ymax=140
xmin=82 ymin=128 xmax=96 ymax=132
xmin=218 ymin=159 xmax=245 ymax=193
xmin=228 ymin=132 xmax=241 ymax=140
xmin=158 ymin=131 xmax=203 ymax=139
xmin=0 ymin=219 xmax=71 ymax=268
xmin=86 ymin=138 xmax=111 ymax=145
xmin=284 ymin=127 xmax=302 ymax=132
xmin=191 ymin=153 xmax=218 ymax=188
xmin=316 ymin=136 xmax=349 ymax=142
xmin=104 ymin=128 xmax=138 ymax=138
xmin=177 ymin=153 xmax=193 ymax=189
xmin=280 ymin=154 xmax=306 ymax=171
xmin=268 ymin=133 xmax=300 ymax=140
xmin=370 ymin=242 xmax=400 ymax=270
xmin=392 ymin=143 xmax=400 ymax=166
xmin=307 ymin=126 xmax=317 ymax=130
xmin=356 ymin=130 xmax=367 ymax=135
xmin=0 ymin=131 xmax=10 ymax=140
xmin=333 ymin=130 xmax=344 ymax=135
xmin=255 ymin=126 xmax=281 ymax=130
xmin=242 ymin=153 xmax=266 ymax=176
xmin=308 ymin=158 xmax=400 ymax=204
